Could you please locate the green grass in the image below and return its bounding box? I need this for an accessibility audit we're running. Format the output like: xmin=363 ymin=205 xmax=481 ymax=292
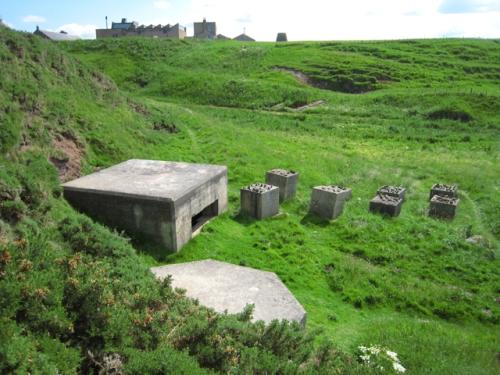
xmin=1 ymin=27 xmax=499 ymax=374
xmin=63 ymin=37 xmax=500 ymax=374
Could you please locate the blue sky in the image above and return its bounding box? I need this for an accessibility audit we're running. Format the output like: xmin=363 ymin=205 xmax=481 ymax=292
xmin=2 ymin=0 xmax=500 ymax=40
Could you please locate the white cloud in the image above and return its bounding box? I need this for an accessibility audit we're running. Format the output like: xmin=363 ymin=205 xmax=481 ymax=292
xmin=181 ymin=0 xmax=500 ymax=40
xmin=153 ymin=1 xmax=170 ymax=10
xmin=53 ymin=23 xmax=98 ymax=39
xmin=22 ymin=15 xmax=46 ymax=23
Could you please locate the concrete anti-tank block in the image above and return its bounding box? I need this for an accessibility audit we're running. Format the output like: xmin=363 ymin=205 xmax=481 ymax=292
xmin=265 ymin=169 xmax=299 ymax=202
xmin=369 ymin=194 xmax=403 ymax=217
xmin=151 ymin=260 xmax=307 ymax=326
xmin=309 ymin=185 xmax=352 ymax=220
xmin=240 ymin=183 xmax=279 ymax=219
xmin=377 ymin=185 xmax=406 ymax=200
xmin=62 ymin=160 xmax=227 ymax=253
xmin=429 ymin=195 xmax=459 ymax=219
xmin=430 ymin=184 xmax=458 ymax=200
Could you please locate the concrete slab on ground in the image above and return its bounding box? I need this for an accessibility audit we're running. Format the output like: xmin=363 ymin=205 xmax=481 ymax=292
xmin=151 ymin=259 xmax=306 ymax=325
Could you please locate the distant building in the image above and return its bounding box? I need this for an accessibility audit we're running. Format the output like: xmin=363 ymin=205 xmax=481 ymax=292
xmin=216 ymin=34 xmax=230 ymax=40
xmin=112 ymin=18 xmax=138 ymax=30
xmin=276 ymin=33 xmax=288 ymax=42
xmin=194 ymin=18 xmax=216 ymax=39
xmin=34 ymin=26 xmax=80 ymax=41
xmin=96 ymin=18 xmax=187 ymax=39
xmin=233 ymin=33 xmax=255 ymax=42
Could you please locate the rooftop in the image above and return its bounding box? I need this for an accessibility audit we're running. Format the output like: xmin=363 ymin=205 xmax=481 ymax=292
xmin=34 ymin=28 xmax=80 ymax=41
xmin=63 ymin=160 xmax=227 ymax=202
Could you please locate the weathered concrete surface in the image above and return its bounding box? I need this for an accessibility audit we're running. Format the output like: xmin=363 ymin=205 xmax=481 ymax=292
xmin=63 ymin=160 xmax=227 ymax=252
xmin=309 ymin=186 xmax=351 ymax=220
xmin=369 ymin=194 xmax=403 ymax=217
xmin=151 ymin=260 xmax=307 ymax=325
xmin=240 ymin=183 xmax=280 ymax=219
xmin=429 ymin=195 xmax=459 ymax=219
xmin=377 ymin=185 xmax=406 ymax=200
xmin=265 ymin=169 xmax=299 ymax=202
xmin=430 ymin=184 xmax=458 ymax=200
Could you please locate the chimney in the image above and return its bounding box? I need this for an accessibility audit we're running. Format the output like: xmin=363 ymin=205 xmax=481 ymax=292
xmin=36 ymin=25 xmax=39 ymax=31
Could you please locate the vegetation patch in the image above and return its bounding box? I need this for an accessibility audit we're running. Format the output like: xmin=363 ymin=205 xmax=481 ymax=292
xmin=427 ymin=107 xmax=473 ymax=122
xmin=1 ymin=28 xmax=499 ymax=374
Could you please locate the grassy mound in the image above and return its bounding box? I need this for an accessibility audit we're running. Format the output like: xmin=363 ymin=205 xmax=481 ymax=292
xmin=61 ymin=36 xmax=500 ymax=374
xmin=2 ymin=27 xmax=499 ymax=374
xmin=0 ymin=27 xmax=363 ymax=374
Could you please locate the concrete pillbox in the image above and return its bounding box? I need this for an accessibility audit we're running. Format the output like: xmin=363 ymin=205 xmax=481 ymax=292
xmin=430 ymin=184 xmax=458 ymax=200
xmin=62 ymin=160 xmax=228 ymax=253
xmin=240 ymin=183 xmax=280 ymax=220
xmin=377 ymin=185 xmax=406 ymax=200
xmin=429 ymin=195 xmax=459 ymax=219
xmin=265 ymin=169 xmax=299 ymax=202
xmin=309 ymin=185 xmax=352 ymax=220
xmin=369 ymin=194 xmax=403 ymax=217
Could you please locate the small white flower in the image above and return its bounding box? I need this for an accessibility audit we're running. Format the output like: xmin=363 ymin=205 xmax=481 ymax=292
xmin=360 ymin=354 xmax=371 ymax=363
xmin=369 ymin=346 xmax=381 ymax=355
xmin=358 ymin=345 xmax=368 ymax=352
xmin=386 ymin=350 xmax=399 ymax=361
xmin=393 ymin=362 xmax=406 ymax=373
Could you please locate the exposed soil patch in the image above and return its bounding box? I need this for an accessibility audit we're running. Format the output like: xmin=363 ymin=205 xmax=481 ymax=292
xmin=274 ymin=67 xmax=314 ymax=86
xmin=50 ymin=133 xmax=84 ymax=182
xmin=274 ymin=66 xmax=378 ymax=94
xmin=128 ymin=99 xmax=151 ymax=116
xmin=153 ymin=120 xmax=179 ymax=133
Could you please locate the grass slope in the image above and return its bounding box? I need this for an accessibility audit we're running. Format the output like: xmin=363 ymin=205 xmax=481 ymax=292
xmin=63 ymin=37 xmax=500 ymax=374
xmin=0 ymin=28 xmax=362 ymax=374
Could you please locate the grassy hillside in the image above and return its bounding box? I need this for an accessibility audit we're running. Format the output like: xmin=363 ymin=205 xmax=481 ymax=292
xmin=1 ymin=25 xmax=498 ymax=374
xmin=62 ymin=37 xmax=500 ymax=374
xmin=0 ymin=27 xmax=362 ymax=374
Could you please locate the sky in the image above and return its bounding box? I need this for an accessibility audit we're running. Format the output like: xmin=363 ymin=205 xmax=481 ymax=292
xmin=1 ymin=0 xmax=500 ymax=40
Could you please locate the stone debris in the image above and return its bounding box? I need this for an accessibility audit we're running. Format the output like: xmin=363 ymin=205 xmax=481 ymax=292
xmin=369 ymin=194 xmax=403 ymax=217
xmin=376 ymin=193 xmax=401 ymax=204
xmin=316 ymin=185 xmax=350 ymax=194
xmin=378 ymin=185 xmax=406 ymax=200
xmin=431 ymin=195 xmax=458 ymax=204
xmin=430 ymin=184 xmax=458 ymax=200
xmin=268 ymin=169 xmax=296 ymax=177
xmin=244 ymin=183 xmax=276 ymax=194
